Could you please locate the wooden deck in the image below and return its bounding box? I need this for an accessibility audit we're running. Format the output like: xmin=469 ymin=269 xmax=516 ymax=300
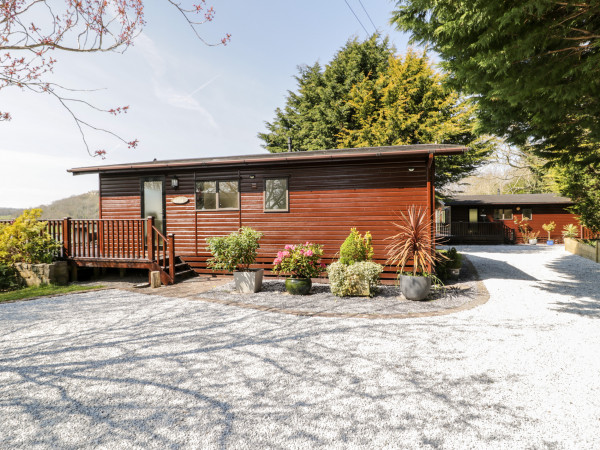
xmin=1 ymin=217 xmax=186 ymax=285
xmin=437 ymin=221 xmax=516 ymax=245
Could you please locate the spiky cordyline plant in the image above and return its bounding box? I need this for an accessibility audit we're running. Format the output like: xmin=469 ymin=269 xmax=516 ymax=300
xmin=385 ymin=206 xmax=443 ymax=275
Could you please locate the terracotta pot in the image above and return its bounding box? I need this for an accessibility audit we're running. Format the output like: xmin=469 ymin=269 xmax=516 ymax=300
xmin=285 ymin=277 xmax=312 ymax=295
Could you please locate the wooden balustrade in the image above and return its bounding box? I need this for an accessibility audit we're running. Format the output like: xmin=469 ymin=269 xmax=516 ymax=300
xmin=0 ymin=216 xmax=177 ymax=283
xmin=580 ymin=226 xmax=600 ymax=240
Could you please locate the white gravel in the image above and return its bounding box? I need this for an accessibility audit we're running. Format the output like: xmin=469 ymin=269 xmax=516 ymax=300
xmin=1 ymin=244 xmax=599 ymax=449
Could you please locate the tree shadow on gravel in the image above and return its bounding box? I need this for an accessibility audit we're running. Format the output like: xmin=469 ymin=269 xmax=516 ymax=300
xmin=537 ymin=253 xmax=600 ymax=318
xmin=0 ymin=293 xmax=540 ymax=448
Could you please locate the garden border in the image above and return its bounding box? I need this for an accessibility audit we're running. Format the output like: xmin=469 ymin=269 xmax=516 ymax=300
xmin=192 ymin=257 xmax=490 ymax=319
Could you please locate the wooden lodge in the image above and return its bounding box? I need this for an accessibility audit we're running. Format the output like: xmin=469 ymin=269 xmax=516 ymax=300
xmin=51 ymin=144 xmax=463 ymax=284
xmin=439 ymin=193 xmax=587 ymax=244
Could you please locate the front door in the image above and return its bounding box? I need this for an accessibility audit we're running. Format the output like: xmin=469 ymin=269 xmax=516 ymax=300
xmin=469 ymin=208 xmax=478 ymax=223
xmin=142 ymin=178 xmax=165 ymax=235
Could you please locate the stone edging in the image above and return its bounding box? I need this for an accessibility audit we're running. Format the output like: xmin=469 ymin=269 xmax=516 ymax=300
xmin=193 ymin=257 xmax=490 ymax=320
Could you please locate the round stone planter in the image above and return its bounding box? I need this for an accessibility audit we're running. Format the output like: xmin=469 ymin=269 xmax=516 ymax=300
xmin=400 ymin=275 xmax=431 ymax=301
xmin=529 ymin=238 xmax=538 ymax=245
xmin=285 ymin=277 xmax=312 ymax=295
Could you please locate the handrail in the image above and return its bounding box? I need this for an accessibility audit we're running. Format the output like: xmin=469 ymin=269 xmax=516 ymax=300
xmin=150 ymin=224 xmax=175 ymax=282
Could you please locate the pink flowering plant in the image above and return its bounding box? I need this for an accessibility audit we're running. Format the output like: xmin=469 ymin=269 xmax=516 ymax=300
xmin=272 ymin=242 xmax=325 ymax=279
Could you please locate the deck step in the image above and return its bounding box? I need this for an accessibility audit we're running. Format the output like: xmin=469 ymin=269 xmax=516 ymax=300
xmin=175 ymin=269 xmax=196 ymax=279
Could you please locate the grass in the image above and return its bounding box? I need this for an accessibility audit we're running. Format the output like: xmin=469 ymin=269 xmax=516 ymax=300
xmin=0 ymin=284 xmax=104 ymax=303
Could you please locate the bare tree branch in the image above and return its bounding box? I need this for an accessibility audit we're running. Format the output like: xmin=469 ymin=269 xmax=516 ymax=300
xmin=0 ymin=0 xmax=230 ymax=157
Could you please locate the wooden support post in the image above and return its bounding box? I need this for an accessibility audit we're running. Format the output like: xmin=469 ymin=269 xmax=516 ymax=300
xmin=150 ymin=271 xmax=161 ymax=288
xmin=62 ymin=217 xmax=71 ymax=259
xmin=119 ymin=268 xmax=126 ymax=278
xmin=70 ymin=264 xmax=78 ymax=282
xmin=168 ymin=233 xmax=176 ymax=281
xmin=146 ymin=216 xmax=155 ymax=261
xmin=426 ymin=153 xmax=435 ymax=273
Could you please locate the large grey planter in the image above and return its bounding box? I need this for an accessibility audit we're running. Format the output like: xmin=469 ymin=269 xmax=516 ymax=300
xmin=400 ymin=275 xmax=431 ymax=301
xmin=234 ymin=269 xmax=264 ymax=293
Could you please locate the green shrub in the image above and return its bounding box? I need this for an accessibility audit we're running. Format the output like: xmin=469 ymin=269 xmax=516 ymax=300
xmin=339 ymin=228 xmax=374 ymax=265
xmin=0 ymin=209 xmax=60 ymax=265
xmin=0 ymin=264 xmax=20 ymax=291
xmin=435 ymin=247 xmax=463 ymax=281
xmin=327 ymin=261 xmax=383 ymax=297
xmin=206 ymin=227 xmax=263 ymax=272
xmin=562 ymin=223 xmax=579 ymax=239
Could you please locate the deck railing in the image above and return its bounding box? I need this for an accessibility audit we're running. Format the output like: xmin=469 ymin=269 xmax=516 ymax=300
xmin=1 ymin=217 xmax=176 ymax=283
xmin=448 ymin=221 xmax=515 ymax=243
xmin=580 ymin=226 xmax=600 ymax=240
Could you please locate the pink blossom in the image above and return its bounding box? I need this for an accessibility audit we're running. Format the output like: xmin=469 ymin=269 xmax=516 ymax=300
xmin=273 ymin=258 xmax=282 ymax=265
xmin=277 ymin=251 xmax=283 ymax=258
xmin=303 ymin=249 xmax=313 ymax=257
xmin=305 ymin=241 xmax=310 ymax=246
xmin=282 ymin=250 xmax=290 ymax=257
xmin=321 ymin=263 xmax=326 ymax=268
xmin=284 ymin=244 xmax=293 ymax=250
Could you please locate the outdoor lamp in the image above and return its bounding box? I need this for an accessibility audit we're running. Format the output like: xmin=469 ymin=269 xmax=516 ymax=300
xmin=171 ymin=176 xmax=179 ymax=189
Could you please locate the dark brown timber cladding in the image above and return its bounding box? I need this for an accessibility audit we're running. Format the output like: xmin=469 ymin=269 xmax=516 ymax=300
xmin=100 ymin=155 xmax=429 ymax=281
xmin=450 ymin=204 xmax=579 ymax=243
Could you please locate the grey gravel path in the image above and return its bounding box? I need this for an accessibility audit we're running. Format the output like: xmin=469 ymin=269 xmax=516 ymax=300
xmin=1 ymin=245 xmax=599 ymax=449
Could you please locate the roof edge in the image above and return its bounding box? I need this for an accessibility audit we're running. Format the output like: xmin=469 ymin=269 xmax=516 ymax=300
xmin=68 ymin=144 xmax=467 ymax=175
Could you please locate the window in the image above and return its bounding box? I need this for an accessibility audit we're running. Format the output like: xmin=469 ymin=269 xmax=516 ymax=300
xmin=264 ymin=178 xmax=288 ymax=211
xmin=522 ymin=208 xmax=532 ymax=220
xmin=493 ymin=209 xmax=513 ymax=220
xmin=195 ymin=180 xmax=239 ymax=210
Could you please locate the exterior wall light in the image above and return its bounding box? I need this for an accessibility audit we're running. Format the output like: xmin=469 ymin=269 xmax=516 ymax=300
xmin=171 ymin=176 xmax=179 ymax=189
xmin=408 ymin=167 xmax=415 ymax=172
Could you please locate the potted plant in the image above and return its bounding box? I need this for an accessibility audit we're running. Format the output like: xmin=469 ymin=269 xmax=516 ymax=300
xmin=385 ymin=206 xmax=445 ymax=301
xmin=542 ymin=221 xmax=556 ymax=245
xmin=514 ymin=217 xmax=539 ymax=244
xmin=206 ymin=227 xmax=264 ymax=293
xmin=527 ymin=231 xmax=540 ymax=245
xmin=562 ymin=223 xmax=578 ymax=240
xmin=272 ymin=242 xmax=324 ymax=295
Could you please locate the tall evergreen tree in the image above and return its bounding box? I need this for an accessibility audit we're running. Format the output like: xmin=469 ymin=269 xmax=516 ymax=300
xmin=259 ymin=37 xmax=492 ymax=189
xmin=391 ymin=0 xmax=600 ymax=165
xmin=259 ymin=35 xmax=394 ymax=152
xmin=392 ymin=0 xmax=600 ymax=229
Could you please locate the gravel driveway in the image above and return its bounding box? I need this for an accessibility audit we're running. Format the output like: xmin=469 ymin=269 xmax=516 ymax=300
xmin=1 ymin=245 xmax=599 ymax=449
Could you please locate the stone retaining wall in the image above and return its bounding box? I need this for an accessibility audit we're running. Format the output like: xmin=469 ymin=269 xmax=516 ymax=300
xmin=14 ymin=261 xmax=69 ymax=286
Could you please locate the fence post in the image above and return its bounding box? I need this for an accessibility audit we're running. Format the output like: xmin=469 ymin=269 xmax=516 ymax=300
xmin=168 ymin=233 xmax=176 ymax=281
xmin=62 ymin=217 xmax=71 ymax=258
xmin=146 ymin=216 xmax=155 ymax=261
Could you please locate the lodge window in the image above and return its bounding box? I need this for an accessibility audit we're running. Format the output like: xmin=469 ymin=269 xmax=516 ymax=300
xmin=264 ymin=178 xmax=289 ymax=212
xmin=522 ymin=208 xmax=533 ymax=220
xmin=195 ymin=180 xmax=239 ymax=210
xmin=493 ymin=209 xmax=513 ymax=220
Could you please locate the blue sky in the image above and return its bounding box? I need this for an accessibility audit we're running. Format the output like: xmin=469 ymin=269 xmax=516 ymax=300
xmin=0 ymin=0 xmax=412 ymax=208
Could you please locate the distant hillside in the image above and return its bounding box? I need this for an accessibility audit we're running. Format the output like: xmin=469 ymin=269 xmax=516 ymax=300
xmin=0 ymin=207 xmax=23 ymax=219
xmin=0 ymin=191 xmax=99 ymax=220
